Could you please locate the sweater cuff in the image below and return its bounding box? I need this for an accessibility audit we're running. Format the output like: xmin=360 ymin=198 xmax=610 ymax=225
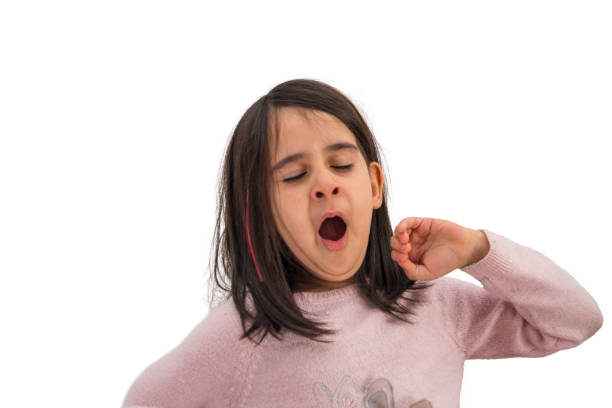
xmin=459 ymin=229 xmax=508 ymax=282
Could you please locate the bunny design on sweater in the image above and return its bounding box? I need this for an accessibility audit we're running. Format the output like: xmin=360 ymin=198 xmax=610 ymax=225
xmin=312 ymin=375 xmax=433 ymax=408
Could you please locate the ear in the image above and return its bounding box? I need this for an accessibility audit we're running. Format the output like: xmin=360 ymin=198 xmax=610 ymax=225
xmin=368 ymin=161 xmax=384 ymax=210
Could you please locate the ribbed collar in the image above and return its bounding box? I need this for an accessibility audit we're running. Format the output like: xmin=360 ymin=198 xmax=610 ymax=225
xmin=292 ymin=282 xmax=362 ymax=308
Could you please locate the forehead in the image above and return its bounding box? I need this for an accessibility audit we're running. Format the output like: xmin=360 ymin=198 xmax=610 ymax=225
xmin=269 ymin=107 xmax=357 ymax=158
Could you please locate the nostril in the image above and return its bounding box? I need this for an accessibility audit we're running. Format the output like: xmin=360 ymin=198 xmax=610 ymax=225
xmin=315 ymin=188 xmax=339 ymax=198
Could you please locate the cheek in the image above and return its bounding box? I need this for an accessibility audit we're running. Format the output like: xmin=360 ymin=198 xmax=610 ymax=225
xmin=273 ymin=191 xmax=304 ymax=229
xmin=354 ymin=181 xmax=375 ymax=228
xmin=354 ymin=176 xmax=373 ymax=206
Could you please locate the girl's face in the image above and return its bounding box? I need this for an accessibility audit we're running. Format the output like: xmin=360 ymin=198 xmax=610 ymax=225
xmin=268 ymin=107 xmax=383 ymax=292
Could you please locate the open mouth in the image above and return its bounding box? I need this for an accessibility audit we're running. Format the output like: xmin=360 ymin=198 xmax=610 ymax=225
xmin=318 ymin=215 xmax=348 ymax=250
xmin=318 ymin=216 xmax=347 ymax=241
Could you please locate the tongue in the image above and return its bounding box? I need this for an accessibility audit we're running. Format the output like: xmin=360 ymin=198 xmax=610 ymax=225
xmin=319 ymin=216 xmax=346 ymax=241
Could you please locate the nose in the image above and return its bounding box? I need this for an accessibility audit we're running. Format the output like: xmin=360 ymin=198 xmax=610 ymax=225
xmin=313 ymin=186 xmax=340 ymax=199
xmin=311 ymin=168 xmax=341 ymax=200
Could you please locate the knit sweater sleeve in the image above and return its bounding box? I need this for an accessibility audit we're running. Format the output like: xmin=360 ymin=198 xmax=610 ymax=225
xmin=435 ymin=229 xmax=603 ymax=360
xmin=121 ymin=299 xmax=252 ymax=408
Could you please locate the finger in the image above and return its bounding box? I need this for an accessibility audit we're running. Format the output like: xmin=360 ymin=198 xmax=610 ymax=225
xmin=391 ymin=248 xmax=413 ymax=263
xmin=395 ymin=217 xmax=419 ymax=241
xmin=392 ymin=250 xmax=420 ymax=279
xmin=390 ymin=235 xmax=403 ymax=251
xmin=389 ymin=235 xmax=397 ymax=251
xmin=391 ymin=249 xmax=406 ymax=263
xmin=390 ymin=235 xmax=411 ymax=253
xmin=395 ymin=228 xmax=409 ymax=244
xmin=402 ymin=258 xmax=424 ymax=281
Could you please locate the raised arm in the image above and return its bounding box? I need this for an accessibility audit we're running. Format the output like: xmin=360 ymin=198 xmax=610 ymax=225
xmin=436 ymin=229 xmax=603 ymax=360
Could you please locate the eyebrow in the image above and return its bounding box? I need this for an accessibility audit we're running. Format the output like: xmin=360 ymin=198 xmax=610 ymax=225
xmin=271 ymin=142 xmax=359 ymax=172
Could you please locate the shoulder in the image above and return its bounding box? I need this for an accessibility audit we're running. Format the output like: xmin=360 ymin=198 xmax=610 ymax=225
xmin=189 ymin=296 xmax=249 ymax=347
xmin=428 ymin=275 xmax=482 ymax=295
xmin=423 ymin=276 xmax=489 ymax=312
xmin=425 ymin=275 xmax=502 ymax=338
xmin=176 ymin=296 xmax=258 ymax=375
xmin=122 ymin=297 xmax=256 ymax=407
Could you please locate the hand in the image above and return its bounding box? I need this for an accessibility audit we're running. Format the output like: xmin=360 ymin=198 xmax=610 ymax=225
xmin=390 ymin=217 xmax=488 ymax=281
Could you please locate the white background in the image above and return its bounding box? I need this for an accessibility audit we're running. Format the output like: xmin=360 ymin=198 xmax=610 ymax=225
xmin=1 ymin=1 xmax=610 ymax=406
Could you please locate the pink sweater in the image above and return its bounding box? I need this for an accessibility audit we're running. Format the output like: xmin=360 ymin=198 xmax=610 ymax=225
xmin=121 ymin=229 xmax=603 ymax=408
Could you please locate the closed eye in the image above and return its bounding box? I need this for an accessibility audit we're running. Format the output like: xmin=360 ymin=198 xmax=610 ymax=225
xmin=283 ymin=164 xmax=353 ymax=183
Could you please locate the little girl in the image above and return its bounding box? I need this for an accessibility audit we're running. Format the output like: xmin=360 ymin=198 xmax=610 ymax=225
xmin=121 ymin=79 xmax=603 ymax=408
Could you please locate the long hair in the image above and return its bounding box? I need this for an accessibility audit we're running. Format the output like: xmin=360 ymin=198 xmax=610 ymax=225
xmin=207 ymin=78 xmax=433 ymax=345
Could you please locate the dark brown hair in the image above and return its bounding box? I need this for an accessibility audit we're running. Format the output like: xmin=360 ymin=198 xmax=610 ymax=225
xmin=207 ymin=78 xmax=433 ymax=345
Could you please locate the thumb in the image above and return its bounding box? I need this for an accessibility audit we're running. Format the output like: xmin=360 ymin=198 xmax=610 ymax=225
xmin=397 ymin=253 xmax=427 ymax=280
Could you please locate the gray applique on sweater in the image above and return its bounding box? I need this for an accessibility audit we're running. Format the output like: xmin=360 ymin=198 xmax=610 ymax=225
xmin=312 ymin=375 xmax=433 ymax=408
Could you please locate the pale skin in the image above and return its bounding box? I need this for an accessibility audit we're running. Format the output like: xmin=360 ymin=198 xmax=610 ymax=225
xmin=269 ymin=107 xmax=383 ymax=291
xmin=390 ymin=217 xmax=491 ymax=281
xmin=269 ymin=106 xmax=490 ymax=290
